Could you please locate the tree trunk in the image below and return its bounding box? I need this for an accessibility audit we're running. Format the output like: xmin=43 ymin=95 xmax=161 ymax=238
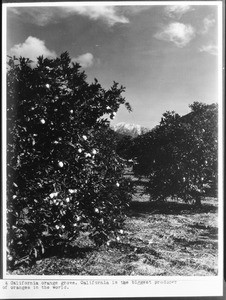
xmin=195 ymin=196 xmax=202 ymax=207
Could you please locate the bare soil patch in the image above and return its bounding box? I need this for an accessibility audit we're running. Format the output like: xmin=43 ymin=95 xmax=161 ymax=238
xmin=9 ymin=173 xmax=218 ymax=276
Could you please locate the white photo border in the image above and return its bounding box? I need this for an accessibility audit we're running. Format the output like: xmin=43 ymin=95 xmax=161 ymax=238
xmin=1 ymin=1 xmax=224 ymax=299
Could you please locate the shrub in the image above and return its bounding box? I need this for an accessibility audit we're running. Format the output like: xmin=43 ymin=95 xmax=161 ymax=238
xmin=6 ymin=53 xmax=132 ymax=267
xmin=115 ymin=134 xmax=134 ymax=160
xmin=133 ymin=103 xmax=218 ymax=205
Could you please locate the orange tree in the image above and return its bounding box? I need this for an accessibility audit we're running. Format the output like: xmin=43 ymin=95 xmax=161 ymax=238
xmin=133 ymin=103 xmax=218 ymax=206
xmin=7 ymin=52 xmax=132 ymax=267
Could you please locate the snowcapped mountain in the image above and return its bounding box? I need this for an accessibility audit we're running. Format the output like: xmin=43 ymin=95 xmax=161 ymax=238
xmin=112 ymin=122 xmax=150 ymax=138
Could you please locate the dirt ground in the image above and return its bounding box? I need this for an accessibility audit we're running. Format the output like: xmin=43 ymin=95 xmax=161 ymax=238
xmin=9 ymin=174 xmax=218 ymax=276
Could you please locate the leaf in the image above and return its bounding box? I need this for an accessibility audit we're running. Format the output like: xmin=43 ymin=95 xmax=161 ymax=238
xmin=33 ymin=248 xmax=38 ymax=258
xmin=42 ymin=231 xmax=50 ymax=237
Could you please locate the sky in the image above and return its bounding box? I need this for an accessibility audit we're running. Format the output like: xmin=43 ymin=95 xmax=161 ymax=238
xmin=6 ymin=2 xmax=220 ymax=129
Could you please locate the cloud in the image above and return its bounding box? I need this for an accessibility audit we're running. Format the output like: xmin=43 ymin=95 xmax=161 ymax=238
xmin=9 ymin=7 xmax=58 ymax=26
xmin=9 ymin=36 xmax=95 ymax=68
xmin=9 ymin=6 xmax=129 ymax=27
xmin=199 ymin=16 xmax=215 ymax=34
xmin=164 ymin=5 xmax=194 ymax=19
xmin=71 ymin=53 xmax=94 ymax=68
xmin=154 ymin=22 xmax=196 ymax=48
xmin=8 ymin=36 xmax=57 ymax=66
xmin=63 ymin=6 xmax=129 ymax=26
xmin=199 ymin=44 xmax=218 ymax=55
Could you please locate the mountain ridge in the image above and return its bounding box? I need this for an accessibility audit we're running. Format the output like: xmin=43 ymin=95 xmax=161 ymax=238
xmin=111 ymin=122 xmax=150 ymax=138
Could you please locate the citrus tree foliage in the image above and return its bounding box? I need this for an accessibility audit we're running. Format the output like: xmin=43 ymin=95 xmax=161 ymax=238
xmin=7 ymin=53 xmax=132 ymax=265
xmin=115 ymin=134 xmax=134 ymax=160
xmin=133 ymin=103 xmax=218 ymax=205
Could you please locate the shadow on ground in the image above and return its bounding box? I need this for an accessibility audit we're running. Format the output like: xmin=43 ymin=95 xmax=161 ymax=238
xmin=43 ymin=244 xmax=94 ymax=259
xmin=127 ymin=200 xmax=217 ymax=217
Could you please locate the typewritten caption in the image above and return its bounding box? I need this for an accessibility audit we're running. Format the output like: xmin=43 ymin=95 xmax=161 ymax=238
xmin=1 ymin=279 xmax=177 ymax=291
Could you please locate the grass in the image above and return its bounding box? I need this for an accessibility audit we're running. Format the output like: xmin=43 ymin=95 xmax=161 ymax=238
xmin=8 ymin=171 xmax=218 ymax=276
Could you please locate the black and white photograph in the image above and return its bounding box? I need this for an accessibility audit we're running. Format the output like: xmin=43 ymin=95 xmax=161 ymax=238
xmin=1 ymin=1 xmax=224 ymax=298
